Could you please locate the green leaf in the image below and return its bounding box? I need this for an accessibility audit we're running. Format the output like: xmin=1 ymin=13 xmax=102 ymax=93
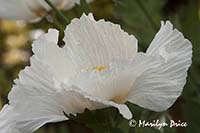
xmin=177 ymin=0 xmax=200 ymax=64
xmin=126 ymin=102 xmax=165 ymax=133
xmin=114 ymin=0 xmax=164 ymax=51
xmin=74 ymin=0 xmax=91 ymax=15
xmin=111 ymin=128 xmax=124 ymax=133
xmin=183 ymin=100 xmax=200 ymax=133
xmin=68 ymin=107 xmax=129 ymax=133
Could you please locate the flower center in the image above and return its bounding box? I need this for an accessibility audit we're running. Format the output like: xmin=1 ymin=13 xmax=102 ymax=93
xmin=93 ymin=66 xmax=106 ymax=72
xmin=111 ymin=92 xmax=128 ymax=103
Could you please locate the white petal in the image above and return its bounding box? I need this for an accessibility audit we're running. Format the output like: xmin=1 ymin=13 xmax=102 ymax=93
xmin=0 ymin=0 xmax=69 ymax=21
xmin=8 ymin=58 xmax=68 ymax=132
xmin=64 ymin=13 xmax=138 ymax=71
xmin=0 ymin=32 xmax=69 ymax=132
xmin=7 ymin=82 xmax=132 ymax=133
xmin=127 ymin=21 xmax=192 ymax=111
xmin=32 ymin=29 xmax=76 ymax=82
xmin=59 ymin=85 xmax=132 ymax=119
xmin=0 ymin=105 xmax=21 ymax=133
xmin=68 ymin=65 xmax=134 ymax=101
xmin=68 ymin=53 xmax=161 ymax=103
xmin=9 ymin=86 xmax=67 ymax=132
xmin=6 ymin=51 xmax=131 ymax=132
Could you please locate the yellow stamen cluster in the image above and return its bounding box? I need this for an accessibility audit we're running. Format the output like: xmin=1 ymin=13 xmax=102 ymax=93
xmin=94 ymin=66 xmax=105 ymax=72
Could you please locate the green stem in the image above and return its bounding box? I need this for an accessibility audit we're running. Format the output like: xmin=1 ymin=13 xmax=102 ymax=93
xmin=44 ymin=0 xmax=69 ymax=24
xmin=135 ymin=0 xmax=158 ymax=31
xmin=80 ymin=0 xmax=91 ymax=14
xmin=0 ymin=96 xmax=2 ymax=109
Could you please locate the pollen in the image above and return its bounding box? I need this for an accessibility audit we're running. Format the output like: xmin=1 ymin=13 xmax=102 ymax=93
xmin=111 ymin=93 xmax=128 ymax=103
xmin=94 ymin=66 xmax=106 ymax=72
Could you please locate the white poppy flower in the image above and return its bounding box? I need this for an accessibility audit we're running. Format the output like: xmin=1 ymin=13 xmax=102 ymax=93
xmin=0 ymin=13 xmax=192 ymax=133
xmin=0 ymin=0 xmax=93 ymax=21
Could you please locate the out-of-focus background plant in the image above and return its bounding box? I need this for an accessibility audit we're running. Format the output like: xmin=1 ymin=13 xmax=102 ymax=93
xmin=0 ymin=0 xmax=200 ymax=133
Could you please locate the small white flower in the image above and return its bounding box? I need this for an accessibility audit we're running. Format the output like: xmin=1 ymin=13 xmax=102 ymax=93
xmin=0 ymin=0 xmax=93 ymax=21
xmin=0 ymin=13 xmax=192 ymax=133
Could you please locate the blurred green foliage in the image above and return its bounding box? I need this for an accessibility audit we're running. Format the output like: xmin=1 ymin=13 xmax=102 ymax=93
xmin=0 ymin=0 xmax=200 ymax=133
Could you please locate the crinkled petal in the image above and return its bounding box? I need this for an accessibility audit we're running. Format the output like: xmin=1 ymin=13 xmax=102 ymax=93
xmin=7 ymin=58 xmax=68 ymax=132
xmin=32 ymin=29 xmax=76 ymax=83
xmin=9 ymin=85 xmax=67 ymax=132
xmin=68 ymin=53 xmax=161 ymax=103
xmin=127 ymin=21 xmax=192 ymax=111
xmin=64 ymin=13 xmax=138 ymax=71
xmin=6 ymin=82 xmax=132 ymax=133
xmin=59 ymin=85 xmax=132 ymax=119
xmin=0 ymin=29 xmax=73 ymax=133
xmin=0 ymin=105 xmax=20 ymax=133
